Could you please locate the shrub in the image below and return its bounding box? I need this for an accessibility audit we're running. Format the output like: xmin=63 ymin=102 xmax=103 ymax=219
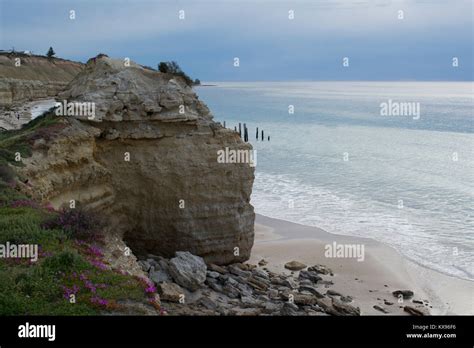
xmin=41 ymin=251 xmax=89 ymax=275
xmin=46 ymin=47 xmax=55 ymax=58
xmin=42 ymin=208 xmax=104 ymax=240
xmin=158 ymin=62 xmax=169 ymax=73
xmin=157 ymin=61 xmax=194 ymax=86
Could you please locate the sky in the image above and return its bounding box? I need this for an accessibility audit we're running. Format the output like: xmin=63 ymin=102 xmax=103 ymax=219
xmin=0 ymin=0 xmax=472 ymax=81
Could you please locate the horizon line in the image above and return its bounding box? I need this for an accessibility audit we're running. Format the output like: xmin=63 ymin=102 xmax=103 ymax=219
xmin=198 ymin=80 xmax=474 ymax=83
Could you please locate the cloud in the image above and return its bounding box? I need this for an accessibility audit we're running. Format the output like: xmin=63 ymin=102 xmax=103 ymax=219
xmin=0 ymin=0 xmax=471 ymax=80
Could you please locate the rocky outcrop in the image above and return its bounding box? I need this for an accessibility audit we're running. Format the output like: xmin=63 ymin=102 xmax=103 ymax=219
xmin=0 ymin=53 xmax=83 ymax=106
xmin=140 ymin=253 xmax=361 ymax=316
xmin=18 ymin=55 xmax=255 ymax=264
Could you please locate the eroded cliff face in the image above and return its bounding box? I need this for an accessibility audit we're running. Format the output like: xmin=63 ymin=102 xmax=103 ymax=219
xmin=0 ymin=54 xmax=83 ymax=106
xmin=19 ymin=56 xmax=255 ymax=264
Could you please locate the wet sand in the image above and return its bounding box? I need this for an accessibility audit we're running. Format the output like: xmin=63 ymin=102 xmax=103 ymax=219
xmin=250 ymin=214 xmax=474 ymax=315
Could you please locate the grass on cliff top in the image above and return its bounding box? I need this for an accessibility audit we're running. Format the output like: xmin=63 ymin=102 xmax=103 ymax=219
xmin=0 ymin=109 xmax=60 ymax=166
xmin=0 ymin=172 xmax=157 ymax=315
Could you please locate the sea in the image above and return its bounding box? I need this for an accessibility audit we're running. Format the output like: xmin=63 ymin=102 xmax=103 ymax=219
xmin=196 ymin=81 xmax=474 ymax=281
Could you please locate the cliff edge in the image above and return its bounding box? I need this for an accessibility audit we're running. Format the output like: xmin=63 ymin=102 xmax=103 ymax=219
xmin=18 ymin=55 xmax=255 ymax=264
xmin=0 ymin=53 xmax=83 ymax=106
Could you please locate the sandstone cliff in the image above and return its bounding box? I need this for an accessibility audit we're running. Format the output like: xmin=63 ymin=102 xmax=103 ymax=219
xmin=0 ymin=53 xmax=83 ymax=106
xmin=18 ymin=56 xmax=255 ymax=264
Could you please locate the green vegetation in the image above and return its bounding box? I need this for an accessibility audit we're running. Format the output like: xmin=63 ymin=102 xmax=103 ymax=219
xmin=0 ymin=117 xmax=158 ymax=315
xmin=46 ymin=47 xmax=55 ymax=58
xmin=158 ymin=61 xmax=198 ymax=87
xmin=0 ymin=183 xmax=155 ymax=315
xmin=0 ymin=110 xmax=60 ymax=167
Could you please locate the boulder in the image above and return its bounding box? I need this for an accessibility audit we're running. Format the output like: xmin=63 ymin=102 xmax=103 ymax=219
xmin=138 ymin=260 xmax=151 ymax=273
xmin=149 ymin=269 xmax=171 ymax=284
xmin=308 ymin=264 xmax=333 ymax=275
xmin=247 ymin=276 xmax=270 ymax=291
xmin=404 ymin=305 xmax=429 ymax=316
xmin=207 ymin=279 xmax=223 ymax=293
xmin=228 ymin=264 xmax=252 ymax=278
xmin=293 ymin=294 xmax=317 ymax=306
xmin=315 ymin=297 xmax=333 ymax=313
xmin=331 ymin=298 xmax=360 ymax=316
xmin=199 ymin=297 xmax=218 ymax=311
xmin=279 ymin=291 xmax=317 ymax=306
xmin=267 ymin=289 xmax=279 ymax=300
xmin=326 ymin=289 xmax=342 ymax=297
xmin=222 ymin=283 xmax=240 ymax=298
xmin=340 ymin=295 xmax=353 ymax=303
xmin=158 ymin=283 xmax=185 ymax=302
xmin=168 ymin=251 xmax=207 ymax=291
xmin=280 ymin=302 xmax=300 ymax=316
xmin=263 ymin=302 xmax=283 ymax=314
xmin=208 ymin=263 xmax=228 ymax=274
xmin=206 ymin=271 xmax=220 ymax=279
xmin=241 ymin=296 xmax=259 ymax=307
xmin=235 ymin=282 xmax=254 ymax=297
xmin=284 ymin=261 xmax=307 ymax=271
xmin=298 ymin=270 xmax=322 ymax=283
xmin=252 ymin=268 xmax=270 ymax=280
xmin=299 ymin=285 xmax=325 ymax=299
xmin=282 ymin=277 xmax=299 ymax=289
xmin=392 ymin=290 xmax=414 ymax=299
xmin=373 ymin=305 xmax=389 ymax=314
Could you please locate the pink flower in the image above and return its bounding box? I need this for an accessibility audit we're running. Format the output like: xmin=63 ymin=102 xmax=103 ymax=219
xmin=90 ymin=296 xmax=108 ymax=307
xmin=62 ymin=285 xmax=79 ymax=299
xmin=90 ymin=259 xmax=107 ymax=270
xmin=84 ymin=280 xmax=97 ymax=293
xmin=145 ymin=284 xmax=156 ymax=293
xmin=88 ymin=245 xmax=104 ymax=257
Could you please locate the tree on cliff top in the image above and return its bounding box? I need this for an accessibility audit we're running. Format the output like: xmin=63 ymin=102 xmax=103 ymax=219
xmin=46 ymin=47 xmax=55 ymax=58
xmin=158 ymin=61 xmax=195 ymax=87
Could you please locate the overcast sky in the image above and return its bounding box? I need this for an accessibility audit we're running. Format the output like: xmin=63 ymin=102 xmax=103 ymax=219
xmin=0 ymin=0 xmax=472 ymax=81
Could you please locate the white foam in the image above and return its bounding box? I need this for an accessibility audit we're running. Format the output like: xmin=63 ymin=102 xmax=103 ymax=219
xmin=29 ymin=99 xmax=57 ymax=120
xmin=252 ymin=172 xmax=474 ymax=281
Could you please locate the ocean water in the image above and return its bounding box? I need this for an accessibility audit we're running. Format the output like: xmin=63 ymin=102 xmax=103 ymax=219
xmin=196 ymin=81 xmax=474 ymax=281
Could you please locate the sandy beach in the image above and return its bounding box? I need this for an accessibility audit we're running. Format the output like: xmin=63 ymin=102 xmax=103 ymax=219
xmin=250 ymin=214 xmax=474 ymax=315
